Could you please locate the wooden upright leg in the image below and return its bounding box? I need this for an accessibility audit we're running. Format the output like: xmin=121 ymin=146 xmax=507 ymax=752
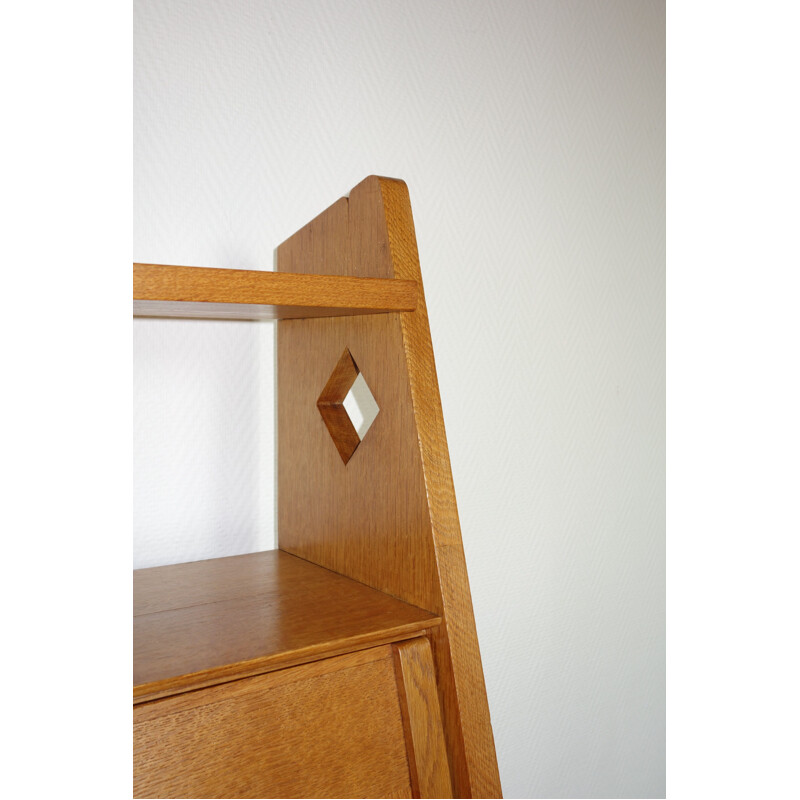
xmin=393 ymin=637 xmax=453 ymax=799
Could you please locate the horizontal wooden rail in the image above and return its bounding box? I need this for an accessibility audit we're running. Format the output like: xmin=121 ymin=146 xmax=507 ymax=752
xmin=133 ymin=263 xmax=418 ymax=320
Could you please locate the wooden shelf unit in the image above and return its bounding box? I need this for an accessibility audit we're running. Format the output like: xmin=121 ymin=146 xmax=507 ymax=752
xmin=133 ymin=176 xmax=502 ymax=799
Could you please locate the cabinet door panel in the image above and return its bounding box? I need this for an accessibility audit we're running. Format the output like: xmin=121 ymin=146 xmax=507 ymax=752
xmin=134 ymin=646 xmax=412 ymax=799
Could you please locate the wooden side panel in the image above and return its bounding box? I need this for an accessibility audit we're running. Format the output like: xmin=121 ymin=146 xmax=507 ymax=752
xmin=134 ymin=646 xmax=412 ymax=799
xmin=393 ymin=637 xmax=453 ymax=799
xmin=277 ymin=176 xmax=502 ymax=797
xmin=277 ymin=193 xmax=440 ymax=613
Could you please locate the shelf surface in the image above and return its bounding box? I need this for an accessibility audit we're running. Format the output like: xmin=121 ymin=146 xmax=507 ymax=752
xmin=133 ymin=263 xmax=417 ymax=320
xmin=133 ymin=550 xmax=440 ymax=703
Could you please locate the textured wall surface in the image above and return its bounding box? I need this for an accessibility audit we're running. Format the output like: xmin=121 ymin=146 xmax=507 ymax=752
xmin=133 ymin=1 xmax=665 ymax=796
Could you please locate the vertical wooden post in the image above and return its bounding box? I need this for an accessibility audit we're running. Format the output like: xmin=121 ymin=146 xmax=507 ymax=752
xmin=393 ymin=636 xmax=453 ymax=799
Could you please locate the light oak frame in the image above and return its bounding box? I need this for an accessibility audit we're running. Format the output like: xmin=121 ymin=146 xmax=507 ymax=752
xmin=133 ymin=176 xmax=501 ymax=798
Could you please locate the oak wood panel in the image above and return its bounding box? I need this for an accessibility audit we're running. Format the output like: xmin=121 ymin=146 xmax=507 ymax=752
xmin=277 ymin=176 xmax=502 ymax=797
xmin=134 ymin=644 xmax=392 ymax=720
xmin=277 ymin=193 xmax=440 ymax=613
xmin=134 ymin=646 xmax=413 ymax=799
xmin=134 ymin=550 xmax=439 ymax=703
xmin=133 ymin=263 xmax=417 ymax=319
xmin=393 ymin=637 xmax=453 ymax=799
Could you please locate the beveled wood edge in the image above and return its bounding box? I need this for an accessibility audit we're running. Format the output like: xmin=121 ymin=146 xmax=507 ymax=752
xmin=376 ymin=177 xmax=503 ymax=797
xmin=135 ymin=644 xmax=397 ymax=720
xmin=133 ymin=621 xmax=440 ymax=705
xmin=133 ymin=263 xmax=417 ymax=316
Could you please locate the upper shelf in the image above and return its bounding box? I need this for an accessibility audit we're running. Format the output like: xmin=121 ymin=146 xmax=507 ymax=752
xmin=133 ymin=263 xmax=417 ymax=320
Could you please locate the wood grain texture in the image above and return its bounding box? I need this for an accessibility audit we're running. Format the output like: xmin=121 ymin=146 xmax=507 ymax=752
xmin=133 ymin=263 xmax=417 ymax=319
xmin=134 ymin=646 xmax=413 ymax=799
xmin=134 ymin=550 xmax=440 ymax=703
xmin=317 ymin=347 xmax=362 ymax=463
xmin=277 ymin=190 xmax=440 ymax=612
xmin=379 ymin=177 xmax=503 ymax=798
xmin=393 ymin=637 xmax=453 ymax=799
xmin=277 ymin=176 xmax=502 ymax=797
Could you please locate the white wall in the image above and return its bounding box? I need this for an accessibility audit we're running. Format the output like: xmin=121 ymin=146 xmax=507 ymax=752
xmin=134 ymin=1 xmax=664 ymax=796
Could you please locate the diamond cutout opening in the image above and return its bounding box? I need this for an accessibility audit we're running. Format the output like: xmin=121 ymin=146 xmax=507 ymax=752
xmin=342 ymin=373 xmax=379 ymax=440
xmin=317 ymin=348 xmax=380 ymax=464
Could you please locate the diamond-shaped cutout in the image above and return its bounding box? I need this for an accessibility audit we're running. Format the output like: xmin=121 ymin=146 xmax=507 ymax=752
xmin=343 ymin=373 xmax=380 ymax=440
xmin=317 ymin=348 xmax=380 ymax=464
